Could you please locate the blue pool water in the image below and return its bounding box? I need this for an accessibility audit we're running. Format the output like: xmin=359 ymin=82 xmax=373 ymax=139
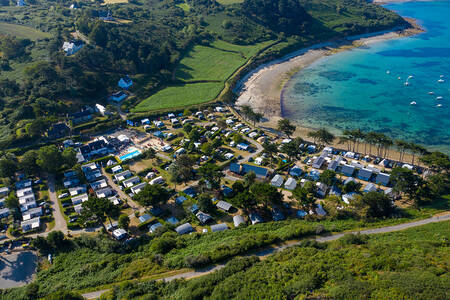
xmin=119 ymin=149 xmax=142 ymax=161
xmin=282 ymin=1 xmax=450 ymax=153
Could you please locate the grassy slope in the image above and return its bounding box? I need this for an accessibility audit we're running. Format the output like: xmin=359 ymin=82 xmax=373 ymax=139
xmin=133 ymin=40 xmax=273 ymax=112
xmin=0 ymin=22 xmax=50 ymax=40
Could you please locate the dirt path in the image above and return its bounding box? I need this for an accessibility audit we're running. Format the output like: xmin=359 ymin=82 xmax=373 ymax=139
xmin=82 ymin=212 xmax=450 ymax=299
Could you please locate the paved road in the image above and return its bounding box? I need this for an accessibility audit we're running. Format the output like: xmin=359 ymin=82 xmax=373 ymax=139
xmin=82 ymin=212 xmax=450 ymax=299
xmin=47 ymin=175 xmax=68 ymax=235
xmin=101 ymin=168 xmax=142 ymax=212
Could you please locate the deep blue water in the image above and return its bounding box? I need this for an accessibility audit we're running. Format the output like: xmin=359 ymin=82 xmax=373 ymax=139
xmin=282 ymin=1 xmax=450 ymax=153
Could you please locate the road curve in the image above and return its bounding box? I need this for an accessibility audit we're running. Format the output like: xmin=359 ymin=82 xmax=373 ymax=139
xmin=82 ymin=212 xmax=449 ymax=299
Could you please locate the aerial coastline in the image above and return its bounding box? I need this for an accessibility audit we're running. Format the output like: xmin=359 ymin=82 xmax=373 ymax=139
xmin=235 ymin=17 xmax=424 ymax=157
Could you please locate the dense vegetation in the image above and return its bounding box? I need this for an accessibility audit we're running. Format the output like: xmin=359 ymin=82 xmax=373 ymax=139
xmin=0 ymin=0 xmax=405 ymax=148
xmin=100 ymin=221 xmax=450 ymax=299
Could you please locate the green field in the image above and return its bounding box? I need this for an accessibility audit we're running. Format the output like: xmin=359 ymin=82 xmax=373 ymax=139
xmin=176 ymin=2 xmax=190 ymax=11
xmin=0 ymin=22 xmax=51 ymax=40
xmin=216 ymin=0 xmax=244 ymax=5
xmin=133 ymin=82 xmax=224 ymax=112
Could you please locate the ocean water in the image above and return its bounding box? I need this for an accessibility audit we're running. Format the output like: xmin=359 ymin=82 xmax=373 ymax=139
xmin=282 ymin=1 xmax=450 ymax=153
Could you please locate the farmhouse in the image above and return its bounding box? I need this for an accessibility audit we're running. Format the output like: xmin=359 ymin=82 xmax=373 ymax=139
xmin=110 ymin=91 xmax=128 ymax=102
xmin=62 ymin=40 xmax=83 ymax=56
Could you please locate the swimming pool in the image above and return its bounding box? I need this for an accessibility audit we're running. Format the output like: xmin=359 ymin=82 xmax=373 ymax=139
xmin=119 ymin=148 xmax=142 ymax=161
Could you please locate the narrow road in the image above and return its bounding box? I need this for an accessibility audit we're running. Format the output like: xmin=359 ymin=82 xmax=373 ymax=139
xmin=47 ymin=174 xmax=68 ymax=235
xmin=82 ymin=213 xmax=450 ymax=299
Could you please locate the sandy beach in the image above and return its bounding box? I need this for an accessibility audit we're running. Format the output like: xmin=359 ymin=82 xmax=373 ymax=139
xmin=235 ymin=19 xmax=424 ymax=161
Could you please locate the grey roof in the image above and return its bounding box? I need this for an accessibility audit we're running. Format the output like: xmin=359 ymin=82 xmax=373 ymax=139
xmin=123 ymin=176 xmax=140 ymax=187
xmin=216 ymin=200 xmax=233 ymax=212
xmin=131 ymin=182 xmax=147 ymax=194
xmin=0 ymin=207 xmax=10 ymax=217
xmin=343 ymin=177 xmax=357 ymax=185
xmin=364 ymin=183 xmax=378 ymax=193
xmin=312 ymin=156 xmax=325 ymax=169
xmin=114 ymin=170 xmax=132 ymax=181
xmin=175 ymin=223 xmax=194 ymax=235
xmin=327 ymin=157 xmax=341 ymax=171
xmin=358 ymin=168 xmax=372 ymax=180
xmin=211 ymin=223 xmax=228 ymax=232
xmin=341 ymin=164 xmax=355 ymax=176
xmin=233 ymin=215 xmax=245 ymax=227
xmin=376 ymin=172 xmax=390 ymax=185
xmin=196 ymin=211 xmax=212 ymax=224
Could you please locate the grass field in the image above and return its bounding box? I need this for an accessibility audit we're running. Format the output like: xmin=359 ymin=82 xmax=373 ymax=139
xmin=102 ymin=0 xmax=128 ymax=3
xmin=176 ymin=2 xmax=190 ymax=11
xmin=0 ymin=22 xmax=51 ymax=40
xmin=133 ymin=82 xmax=224 ymax=112
xmin=216 ymin=0 xmax=244 ymax=4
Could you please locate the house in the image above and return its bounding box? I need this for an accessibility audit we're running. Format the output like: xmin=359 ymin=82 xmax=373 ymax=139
xmin=131 ymin=182 xmax=147 ymax=194
xmin=272 ymin=208 xmax=285 ymax=221
xmin=139 ymin=214 xmax=152 ymax=223
xmin=0 ymin=208 xmax=10 ymax=219
xmin=308 ymin=170 xmax=320 ymax=181
xmin=284 ymin=178 xmax=297 ymax=190
xmin=22 ymin=207 xmax=43 ymax=221
xmin=342 ymin=192 xmax=357 ymax=204
xmin=271 ymin=174 xmax=284 ymax=187
xmin=175 ymin=148 xmax=186 ymax=156
xmin=254 ymin=157 xmax=263 ymax=165
xmin=149 ymin=222 xmax=163 ymax=233
xmin=233 ymin=215 xmax=245 ymax=227
xmin=70 ymin=110 xmax=92 ymax=125
xmin=17 ymin=187 xmax=33 ymax=198
xmin=110 ymin=91 xmax=128 ymax=102
xmin=95 ymin=187 xmax=114 ymax=198
xmin=47 ymin=123 xmax=70 ymax=139
xmin=112 ymin=228 xmax=127 ymax=240
xmin=343 ymin=177 xmax=357 ymax=186
xmin=341 ymin=164 xmax=355 ymax=177
xmin=90 ymin=179 xmax=108 ymax=191
xmin=296 ymin=210 xmax=307 ymax=219
xmin=64 ymin=177 xmax=80 ymax=188
xmin=71 ymin=193 xmax=88 ymax=205
xmin=175 ymin=223 xmax=194 ymax=235
xmin=241 ymin=164 xmax=268 ymax=179
xmin=196 ymin=211 xmax=212 ymax=224
xmin=19 ymin=197 xmax=36 ymax=212
xmin=363 ymin=183 xmax=378 ymax=193
xmin=16 ymin=179 xmax=32 ymax=189
xmin=118 ymin=75 xmax=133 ymax=89
xmin=95 ymin=104 xmax=107 ymax=116
xmin=384 ymin=188 xmax=395 ymax=198
xmin=21 ymin=217 xmax=40 ymax=232
xmin=190 ymin=204 xmax=199 ymax=214
xmin=111 ymin=165 xmax=123 ymax=174
xmin=115 ymin=170 xmax=132 ymax=182
xmin=74 ymin=204 xmax=83 ymax=214
xmin=64 ymin=170 xmax=78 ymax=178
xmin=224 ymin=153 xmax=234 ymax=160
xmin=149 ymin=176 xmax=164 ymax=185
xmin=216 ymin=200 xmax=233 ymax=212
xmin=221 ymin=185 xmax=233 ymax=197
xmin=69 ymin=186 xmax=86 ymax=197
xmin=351 ymin=161 xmax=365 ymax=170
xmin=327 ymin=156 xmax=342 ymax=172
xmin=17 ymin=0 xmax=25 ymax=7
xmin=175 ymin=196 xmax=186 ymax=205
xmin=312 ymin=156 xmax=325 ymax=169
xmin=62 ymin=40 xmax=83 ymax=56
xmin=358 ymin=168 xmax=373 ymax=181
xmin=166 ymin=216 xmax=179 ymax=225
xmin=316 ymin=182 xmax=328 ymax=198
xmin=316 ymin=204 xmax=327 ymax=216
xmin=289 ymin=166 xmax=303 ymax=177
xmin=0 ymin=198 xmax=5 ymax=208
xmin=211 ymin=223 xmax=228 ymax=233
xmin=329 ymin=185 xmax=342 ymax=197
xmin=249 ymin=212 xmax=263 ymax=225
xmin=63 ymin=139 xmax=74 ymax=148
xmin=123 ymin=176 xmax=140 ymax=188
xmin=0 ymin=187 xmax=9 ymax=198
xmin=376 ymin=173 xmax=390 ymax=186
xmin=229 ymin=163 xmax=241 ymax=174
xmin=237 ymin=143 xmax=250 ymax=151
xmin=106 ymin=222 xmax=118 ymax=231
xmin=84 ymin=169 xmax=102 ymax=182
xmin=108 ymin=196 xmax=121 ymax=205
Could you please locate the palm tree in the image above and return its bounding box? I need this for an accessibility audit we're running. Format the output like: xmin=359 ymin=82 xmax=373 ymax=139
xmin=240 ymin=105 xmax=253 ymax=121
xmin=365 ymin=131 xmax=378 ymax=156
xmin=395 ymin=140 xmax=409 ymax=162
xmin=342 ymin=130 xmax=356 ymax=151
xmin=353 ymin=129 xmax=365 ymax=154
xmin=408 ymin=143 xmax=428 ymax=165
xmin=382 ymin=136 xmax=393 ymax=158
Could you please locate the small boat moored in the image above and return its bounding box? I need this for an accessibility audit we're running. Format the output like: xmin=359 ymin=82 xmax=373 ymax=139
xmin=410 ymin=101 xmax=417 ymax=106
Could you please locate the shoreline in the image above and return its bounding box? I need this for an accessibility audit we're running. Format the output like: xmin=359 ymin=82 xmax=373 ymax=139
xmin=235 ymin=18 xmax=426 ymax=160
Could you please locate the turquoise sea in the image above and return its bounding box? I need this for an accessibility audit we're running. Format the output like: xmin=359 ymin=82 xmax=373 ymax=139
xmin=282 ymin=1 xmax=450 ymax=153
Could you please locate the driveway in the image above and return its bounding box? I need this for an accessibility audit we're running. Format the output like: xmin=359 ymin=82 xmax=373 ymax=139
xmin=47 ymin=175 xmax=68 ymax=234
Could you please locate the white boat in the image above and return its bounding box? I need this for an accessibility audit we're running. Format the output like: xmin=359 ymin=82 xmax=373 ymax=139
xmin=386 ymin=70 xmax=390 ymax=74
xmin=436 ymin=96 xmax=443 ymax=100
xmin=428 ymin=91 xmax=434 ymax=95
xmin=404 ymin=82 xmax=410 ymax=86
xmin=440 ymin=75 xmax=444 ymax=78
xmin=436 ymin=104 xmax=442 ymax=107
xmin=398 ymin=76 xmax=401 ymax=80
xmin=410 ymin=101 xmax=417 ymax=105
xmin=438 ymin=79 xmax=445 ymax=83
xmin=408 ymin=75 xmax=414 ymax=79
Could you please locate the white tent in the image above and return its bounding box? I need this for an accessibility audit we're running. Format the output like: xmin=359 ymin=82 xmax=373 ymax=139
xmin=284 ymin=178 xmax=297 ymax=190
xmin=271 ymin=174 xmax=284 ymax=187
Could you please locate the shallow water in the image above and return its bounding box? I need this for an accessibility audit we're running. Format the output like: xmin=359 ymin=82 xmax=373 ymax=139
xmin=282 ymin=1 xmax=450 ymax=153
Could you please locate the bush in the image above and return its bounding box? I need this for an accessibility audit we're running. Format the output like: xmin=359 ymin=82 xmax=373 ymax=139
xmin=185 ymin=254 xmax=211 ymax=268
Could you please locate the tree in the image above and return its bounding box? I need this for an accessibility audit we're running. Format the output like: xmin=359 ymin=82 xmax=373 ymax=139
xmin=319 ymin=170 xmax=336 ymax=186
xmin=62 ymin=147 xmax=77 ymax=169
xmin=118 ymin=215 xmax=130 ymax=230
xmin=313 ymin=128 xmax=335 ymax=147
xmin=364 ymin=131 xmax=378 ymax=156
xmin=420 ymin=151 xmax=450 ymax=173
xmin=263 ymin=142 xmax=278 ymax=164
xmin=198 ymin=163 xmax=223 ymax=190
xmin=80 ymin=197 xmax=120 ymax=230
xmin=0 ymin=158 xmax=17 ymax=178
xmin=390 ymin=167 xmax=425 ymax=207
xmin=353 ymin=192 xmax=395 ymax=220
xmin=168 ymin=154 xmax=195 ymax=184
xmin=133 ymin=184 xmax=170 ymax=208
xmin=395 ymin=140 xmax=409 ymax=163
xmin=280 ymin=141 xmax=299 ymax=160
xmin=47 ymin=231 xmax=66 ymax=249
xmin=20 ymin=150 xmax=39 ymax=174
xmin=27 ymin=118 xmax=47 ymax=138
xmin=42 ymin=290 xmax=83 ymax=300
xmin=249 ymin=111 xmax=263 ymax=126
xmin=243 ymin=171 xmax=256 ymax=188
xmin=240 ymin=105 xmax=253 ymax=121
xmin=37 ymin=145 xmax=63 ymax=174
xmin=233 ymin=190 xmax=256 ymax=212
xmin=291 ymin=182 xmax=316 ymax=211
xmin=198 ymin=193 xmax=214 ymax=213
xmin=250 ymin=182 xmax=282 ymax=208
xmin=277 ymin=118 xmax=296 ymax=138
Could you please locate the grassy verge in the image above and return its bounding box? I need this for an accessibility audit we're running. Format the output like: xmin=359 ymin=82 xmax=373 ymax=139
xmin=0 ymin=21 xmax=51 ymax=40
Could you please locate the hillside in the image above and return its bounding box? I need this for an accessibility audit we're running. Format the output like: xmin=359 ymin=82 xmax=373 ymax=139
xmin=98 ymin=221 xmax=450 ymax=299
xmin=0 ymin=0 xmax=406 ymax=149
